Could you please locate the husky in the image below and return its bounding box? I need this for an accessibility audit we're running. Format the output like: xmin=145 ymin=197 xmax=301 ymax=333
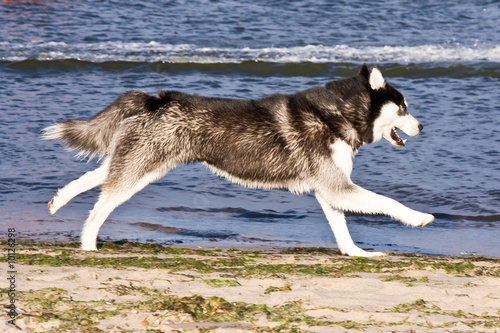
xmin=43 ymin=64 xmax=433 ymax=257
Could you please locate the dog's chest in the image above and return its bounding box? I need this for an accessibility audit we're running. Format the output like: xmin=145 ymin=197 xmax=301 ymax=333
xmin=330 ymin=139 xmax=355 ymax=179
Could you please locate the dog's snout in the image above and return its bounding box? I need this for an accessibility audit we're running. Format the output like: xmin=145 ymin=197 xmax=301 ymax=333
xmin=418 ymin=123 xmax=423 ymax=132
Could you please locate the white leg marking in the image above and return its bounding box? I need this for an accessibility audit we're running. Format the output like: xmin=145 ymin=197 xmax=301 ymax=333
xmin=316 ymin=192 xmax=385 ymax=257
xmin=325 ymin=185 xmax=434 ymax=227
xmin=48 ymin=159 xmax=110 ymax=215
xmin=80 ymin=171 xmax=166 ymax=251
xmin=80 ymin=193 xmax=120 ymax=251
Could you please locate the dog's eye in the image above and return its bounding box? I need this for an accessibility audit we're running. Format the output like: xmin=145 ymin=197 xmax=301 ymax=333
xmin=399 ymin=104 xmax=409 ymax=115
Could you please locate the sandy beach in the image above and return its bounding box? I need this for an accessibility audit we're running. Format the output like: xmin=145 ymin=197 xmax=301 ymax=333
xmin=1 ymin=241 xmax=499 ymax=332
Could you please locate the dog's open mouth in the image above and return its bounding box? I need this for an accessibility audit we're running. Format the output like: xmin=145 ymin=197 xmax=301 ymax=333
xmin=391 ymin=127 xmax=407 ymax=147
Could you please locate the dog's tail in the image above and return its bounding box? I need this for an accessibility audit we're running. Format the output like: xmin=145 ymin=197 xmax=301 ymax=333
xmin=43 ymin=91 xmax=153 ymax=159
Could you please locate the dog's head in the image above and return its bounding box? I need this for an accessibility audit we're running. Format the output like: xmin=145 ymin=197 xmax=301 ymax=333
xmin=361 ymin=64 xmax=423 ymax=148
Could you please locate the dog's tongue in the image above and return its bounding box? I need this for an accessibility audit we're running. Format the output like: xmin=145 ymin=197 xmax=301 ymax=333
xmin=391 ymin=127 xmax=406 ymax=147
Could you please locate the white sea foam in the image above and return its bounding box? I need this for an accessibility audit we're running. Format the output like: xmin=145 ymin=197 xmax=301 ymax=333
xmin=1 ymin=41 xmax=500 ymax=63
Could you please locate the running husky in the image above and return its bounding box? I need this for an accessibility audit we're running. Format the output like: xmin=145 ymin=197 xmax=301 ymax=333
xmin=43 ymin=64 xmax=433 ymax=257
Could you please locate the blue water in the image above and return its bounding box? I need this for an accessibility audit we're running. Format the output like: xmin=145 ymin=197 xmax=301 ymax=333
xmin=1 ymin=0 xmax=499 ymax=256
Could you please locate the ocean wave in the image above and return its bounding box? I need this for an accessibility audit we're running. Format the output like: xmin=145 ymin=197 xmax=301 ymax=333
xmin=2 ymin=41 xmax=500 ymax=64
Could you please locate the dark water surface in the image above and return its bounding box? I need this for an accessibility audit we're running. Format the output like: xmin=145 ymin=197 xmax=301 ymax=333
xmin=1 ymin=0 xmax=499 ymax=256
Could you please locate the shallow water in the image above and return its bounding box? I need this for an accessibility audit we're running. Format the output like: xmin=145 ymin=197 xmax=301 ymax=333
xmin=1 ymin=0 xmax=499 ymax=256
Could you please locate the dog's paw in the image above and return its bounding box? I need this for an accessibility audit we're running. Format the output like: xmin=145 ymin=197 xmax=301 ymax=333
xmin=81 ymin=243 xmax=98 ymax=251
xmin=48 ymin=195 xmax=60 ymax=215
xmin=405 ymin=212 xmax=434 ymax=227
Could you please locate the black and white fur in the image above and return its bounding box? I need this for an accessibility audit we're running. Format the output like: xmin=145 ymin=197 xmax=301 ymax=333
xmin=43 ymin=64 xmax=433 ymax=257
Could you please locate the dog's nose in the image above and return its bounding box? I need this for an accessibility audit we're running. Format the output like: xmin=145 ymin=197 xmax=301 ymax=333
xmin=418 ymin=123 xmax=423 ymax=132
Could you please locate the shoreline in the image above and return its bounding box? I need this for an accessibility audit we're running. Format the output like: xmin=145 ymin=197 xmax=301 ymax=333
xmin=1 ymin=241 xmax=499 ymax=332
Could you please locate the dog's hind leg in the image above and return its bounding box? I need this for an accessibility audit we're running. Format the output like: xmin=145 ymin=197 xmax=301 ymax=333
xmin=316 ymin=192 xmax=385 ymax=257
xmin=49 ymin=158 xmax=111 ymax=214
xmin=80 ymin=164 xmax=171 ymax=251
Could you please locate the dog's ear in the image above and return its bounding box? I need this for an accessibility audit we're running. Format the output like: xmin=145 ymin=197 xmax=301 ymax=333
xmin=359 ymin=64 xmax=370 ymax=79
xmin=369 ymin=67 xmax=386 ymax=90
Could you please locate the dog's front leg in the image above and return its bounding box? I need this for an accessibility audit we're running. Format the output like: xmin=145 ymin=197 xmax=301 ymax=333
xmin=316 ymin=192 xmax=385 ymax=257
xmin=328 ymin=184 xmax=434 ymax=227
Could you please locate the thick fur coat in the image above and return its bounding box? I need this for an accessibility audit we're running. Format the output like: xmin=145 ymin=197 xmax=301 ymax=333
xmin=44 ymin=64 xmax=433 ymax=256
